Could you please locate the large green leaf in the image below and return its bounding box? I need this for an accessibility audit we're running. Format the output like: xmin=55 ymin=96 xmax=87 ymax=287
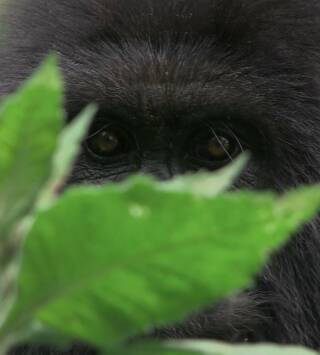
xmin=0 ymin=56 xmax=95 ymax=348
xmin=0 ymin=56 xmax=63 ymax=235
xmin=0 ymin=56 xmax=65 ymax=335
xmin=2 ymin=177 xmax=320 ymax=347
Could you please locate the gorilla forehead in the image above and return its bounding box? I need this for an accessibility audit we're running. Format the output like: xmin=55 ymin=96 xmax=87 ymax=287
xmin=61 ymin=39 xmax=259 ymax=117
xmin=3 ymin=0 xmax=320 ymax=51
xmin=1 ymin=0 xmax=320 ymax=132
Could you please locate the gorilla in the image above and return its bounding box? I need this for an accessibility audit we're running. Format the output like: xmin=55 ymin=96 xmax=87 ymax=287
xmin=1 ymin=0 xmax=320 ymax=353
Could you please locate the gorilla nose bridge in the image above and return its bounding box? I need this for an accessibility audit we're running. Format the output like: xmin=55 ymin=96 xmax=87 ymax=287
xmin=141 ymin=162 xmax=175 ymax=180
xmin=139 ymin=146 xmax=176 ymax=180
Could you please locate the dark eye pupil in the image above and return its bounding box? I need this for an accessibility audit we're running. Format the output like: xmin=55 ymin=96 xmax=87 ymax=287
xmin=207 ymin=136 xmax=231 ymax=159
xmin=87 ymin=129 xmax=120 ymax=156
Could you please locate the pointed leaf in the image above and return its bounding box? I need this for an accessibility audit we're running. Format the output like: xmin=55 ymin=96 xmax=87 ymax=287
xmin=170 ymin=340 xmax=317 ymax=355
xmin=0 ymin=56 xmax=63 ymax=234
xmin=3 ymin=179 xmax=320 ymax=346
xmin=38 ymin=104 xmax=96 ymax=208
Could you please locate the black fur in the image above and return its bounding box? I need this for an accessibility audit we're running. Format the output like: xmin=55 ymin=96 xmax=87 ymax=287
xmin=1 ymin=0 xmax=320 ymax=353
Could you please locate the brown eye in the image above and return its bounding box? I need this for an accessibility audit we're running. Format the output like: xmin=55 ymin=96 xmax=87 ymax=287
xmin=85 ymin=125 xmax=133 ymax=159
xmin=188 ymin=130 xmax=241 ymax=169
xmin=207 ymin=136 xmax=232 ymax=160
xmin=88 ymin=129 xmax=119 ymax=155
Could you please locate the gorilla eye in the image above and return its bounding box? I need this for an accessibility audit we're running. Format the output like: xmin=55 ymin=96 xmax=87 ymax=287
xmin=207 ymin=136 xmax=232 ymax=160
xmin=187 ymin=130 xmax=241 ymax=169
xmin=85 ymin=125 xmax=133 ymax=159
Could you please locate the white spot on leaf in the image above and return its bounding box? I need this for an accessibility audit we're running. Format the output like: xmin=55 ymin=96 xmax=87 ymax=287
xmin=129 ymin=204 xmax=150 ymax=218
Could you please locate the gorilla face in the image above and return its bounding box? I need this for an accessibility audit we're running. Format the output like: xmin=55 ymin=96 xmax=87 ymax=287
xmin=1 ymin=0 xmax=320 ymax=191
xmin=1 ymin=0 xmax=320 ymax=351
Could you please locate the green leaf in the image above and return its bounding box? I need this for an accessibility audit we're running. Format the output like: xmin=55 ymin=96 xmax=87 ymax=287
xmin=104 ymin=340 xmax=317 ymax=355
xmin=0 ymin=55 xmax=63 ymax=235
xmin=169 ymin=340 xmax=318 ymax=355
xmin=159 ymin=154 xmax=248 ymax=197
xmin=3 ymin=177 xmax=320 ymax=346
xmin=0 ymin=55 xmax=65 ymax=335
xmin=107 ymin=341 xmax=318 ymax=355
xmin=38 ymin=104 xmax=97 ymax=208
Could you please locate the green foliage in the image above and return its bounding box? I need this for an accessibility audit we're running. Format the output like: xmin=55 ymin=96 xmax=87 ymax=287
xmin=110 ymin=341 xmax=318 ymax=355
xmin=2 ymin=174 xmax=320 ymax=348
xmin=0 ymin=57 xmax=318 ymax=355
xmin=0 ymin=57 xmax=64 ymax=337
xmin=0 ymin=56 xmax=63 ymax=235
xmin=0 ymin=56 xmax=95 ymax=350
xmin=169 ymin=341 xmax=318 ymax=355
